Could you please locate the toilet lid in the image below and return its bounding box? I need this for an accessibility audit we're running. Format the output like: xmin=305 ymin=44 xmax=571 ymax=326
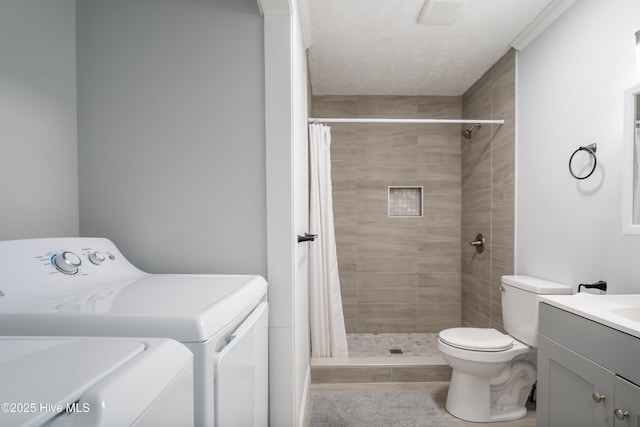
xmin=439 ymin=328 xmax=514 ymax=352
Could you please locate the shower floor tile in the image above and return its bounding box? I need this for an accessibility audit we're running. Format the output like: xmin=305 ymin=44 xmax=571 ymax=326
xmin=347 ymin=333 xmax=439 ymax=357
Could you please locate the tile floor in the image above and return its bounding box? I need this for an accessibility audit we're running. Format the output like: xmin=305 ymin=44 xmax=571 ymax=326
xmin=346 ymin=333 xmax=439 ymax=357
xmin=307 ymin=333 xmax=536 ymax=426
xmin=307 ymin=382 xmax=536 ymax=427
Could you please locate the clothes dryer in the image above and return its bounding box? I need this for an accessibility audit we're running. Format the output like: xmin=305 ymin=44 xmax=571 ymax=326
xmin=0 ymin=238 xmax=268 ymax=427
xmin=0 ymin=336 xmax=193 ymax=427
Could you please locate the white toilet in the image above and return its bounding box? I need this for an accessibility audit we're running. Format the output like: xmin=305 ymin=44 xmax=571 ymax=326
xmin=437 ymin=275 xmax=572 ymax=423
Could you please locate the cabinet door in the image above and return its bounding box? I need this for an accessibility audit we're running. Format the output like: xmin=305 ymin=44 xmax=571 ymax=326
xmin=614 ymin=376 xmax=640 ymax=427
xmin=537 ymin=335 xmax=614 ymax=427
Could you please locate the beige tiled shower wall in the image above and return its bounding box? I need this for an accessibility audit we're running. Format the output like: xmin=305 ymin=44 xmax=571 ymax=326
xmin=311 ymin=95 xmax=463 ymax=333
xmin=461 ymin=49 xmax=516 ymax=330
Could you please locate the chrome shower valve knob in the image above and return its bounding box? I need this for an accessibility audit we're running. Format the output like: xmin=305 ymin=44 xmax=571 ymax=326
xmin=468 ymin=233 xmax=485 ymax=253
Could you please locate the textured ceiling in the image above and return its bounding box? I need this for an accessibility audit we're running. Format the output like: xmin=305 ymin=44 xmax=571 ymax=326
xmin=307 ymin=0 xmax=554 ymax=96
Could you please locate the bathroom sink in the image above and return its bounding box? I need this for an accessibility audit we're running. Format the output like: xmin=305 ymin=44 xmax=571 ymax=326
xmin=610 ymin=306 xmax=640 ymax=323
xmin=539 ymin=294 xmax=640 ymax=340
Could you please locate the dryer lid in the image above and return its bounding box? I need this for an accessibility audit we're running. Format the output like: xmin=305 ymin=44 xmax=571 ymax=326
xmin=0 ymin=274 xmax=268 ymax=342
xmin=439 ymin=328 xmax=514 ymax=351
xmin=0 ymin=338 xmax=145 ymax=426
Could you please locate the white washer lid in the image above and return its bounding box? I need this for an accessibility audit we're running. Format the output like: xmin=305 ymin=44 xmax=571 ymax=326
xmin=0 ymin=338 xmax=144 ymax=426
xmin=439 ymin=328 xmax=514 ymax=351
xmin=0 ymin=274 xmax=268 ymax=342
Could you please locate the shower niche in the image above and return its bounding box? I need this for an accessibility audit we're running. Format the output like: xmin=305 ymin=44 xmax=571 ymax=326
xmin=388 ymin=186 xmax=423 ymax=217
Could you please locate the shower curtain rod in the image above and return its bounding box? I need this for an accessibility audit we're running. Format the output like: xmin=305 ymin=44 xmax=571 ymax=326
xmin=308 ymin=118 xmax=505 ymax=125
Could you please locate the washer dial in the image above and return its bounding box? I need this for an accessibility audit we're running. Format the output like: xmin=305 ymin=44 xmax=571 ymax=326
xmin=88 ymin=251 xmax=106 ymax=265
xmin=53 ymin=251 xmax=82 ymax=275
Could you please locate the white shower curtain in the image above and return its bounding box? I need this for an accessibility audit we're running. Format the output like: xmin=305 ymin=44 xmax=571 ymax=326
xmin=308 ymin=123 xmax=349 ymax=358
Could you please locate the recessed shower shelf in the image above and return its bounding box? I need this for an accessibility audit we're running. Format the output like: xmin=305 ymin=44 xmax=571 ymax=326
xmin=388 ymin=186 xmax=423 ymax=217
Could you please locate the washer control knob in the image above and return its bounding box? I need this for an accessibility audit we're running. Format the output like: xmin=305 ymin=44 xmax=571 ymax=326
xmin=88 ymin=251 xmax=106 ymax=265
xmin=53 ymin=251 xmax=82 ymax=275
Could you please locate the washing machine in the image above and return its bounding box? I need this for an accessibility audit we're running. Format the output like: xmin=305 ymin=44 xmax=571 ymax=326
xmin=0 ymin=336 xmax=193 ymax=427
xmin=0 ymin=238 xmax=269 ymax=427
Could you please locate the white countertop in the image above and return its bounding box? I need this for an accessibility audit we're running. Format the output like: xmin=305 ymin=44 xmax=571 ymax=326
xmin=539 ymin=293 xmax=640 ymax=339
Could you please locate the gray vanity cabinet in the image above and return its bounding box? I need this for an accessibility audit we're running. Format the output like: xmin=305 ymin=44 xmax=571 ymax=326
xmin=537 ymin=303 xmax=640 ymax=427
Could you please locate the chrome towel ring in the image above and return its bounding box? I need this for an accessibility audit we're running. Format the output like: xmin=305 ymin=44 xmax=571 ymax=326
xmin=569 ymin=143 xmax=597 ymax=180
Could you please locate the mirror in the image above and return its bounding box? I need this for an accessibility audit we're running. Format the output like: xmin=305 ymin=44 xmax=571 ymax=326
xmin=623 ymin=83 xmax=640 ymax=234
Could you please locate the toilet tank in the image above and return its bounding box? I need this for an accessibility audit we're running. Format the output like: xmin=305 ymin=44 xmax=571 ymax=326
xmin=501 ymin=275 xmax=572 ymax=347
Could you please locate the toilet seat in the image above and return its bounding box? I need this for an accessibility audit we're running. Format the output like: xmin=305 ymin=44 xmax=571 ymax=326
xmin=439 ymin=328 xmax=513 ymax=352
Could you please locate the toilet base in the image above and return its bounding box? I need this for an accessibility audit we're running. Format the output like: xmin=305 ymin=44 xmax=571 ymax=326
xmin=445 ymin=369 xmax=531 ymax=423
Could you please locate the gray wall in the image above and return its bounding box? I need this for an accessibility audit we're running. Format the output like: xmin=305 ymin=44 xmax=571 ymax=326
xmin=517 ymin=0 xmax=640 ymax=292
xmin=0 ymin=0 xmax=78 ymax=240
xmin=77 ymin=0 xmax=267 ymax=275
